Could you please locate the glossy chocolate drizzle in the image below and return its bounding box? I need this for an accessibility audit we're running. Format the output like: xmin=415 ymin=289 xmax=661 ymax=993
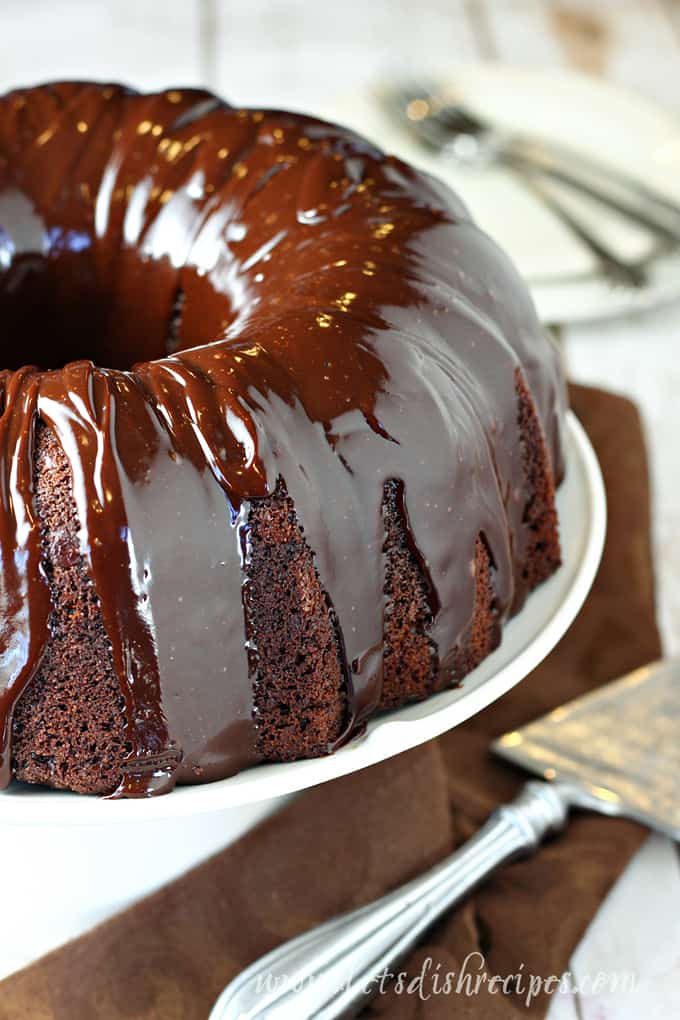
xmin=0 ymin=82 xmax=565 ymax=796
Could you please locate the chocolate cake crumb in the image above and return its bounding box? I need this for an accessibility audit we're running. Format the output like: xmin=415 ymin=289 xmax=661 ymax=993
xmin=245 ymin=483 xmax=347 ymax=761
xmin=514 ymin=368 xmax=561 ymax=608
xmin=12 ymin=424 xmax=126 ymax=795
xmin=380 ymin=479 xmax=438 ymax=708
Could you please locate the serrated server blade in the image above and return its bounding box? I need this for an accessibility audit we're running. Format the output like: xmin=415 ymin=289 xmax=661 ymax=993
xmin=493 ymin=660 xmax=680 ymax=840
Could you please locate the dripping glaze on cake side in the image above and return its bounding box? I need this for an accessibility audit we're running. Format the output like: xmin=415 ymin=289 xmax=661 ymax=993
xmin=0 ymin=83 xmax=565 ymax=797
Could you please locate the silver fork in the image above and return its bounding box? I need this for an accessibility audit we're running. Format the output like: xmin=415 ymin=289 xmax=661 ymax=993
xmin=382 ymin=81 xmax=680 ymax=289
xmin=209 ymin=782 xmax=569 ymax=1020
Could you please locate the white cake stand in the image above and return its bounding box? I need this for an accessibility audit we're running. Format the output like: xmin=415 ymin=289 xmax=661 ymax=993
xmin=0 ymin=411 xmax=605 ymax=979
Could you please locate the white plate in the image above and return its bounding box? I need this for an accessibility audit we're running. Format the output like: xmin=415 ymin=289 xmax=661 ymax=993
xmin=326 ymin=65 xmax=680 ymax=324
xmin=0 ymin=412 xmax=606 ymax=825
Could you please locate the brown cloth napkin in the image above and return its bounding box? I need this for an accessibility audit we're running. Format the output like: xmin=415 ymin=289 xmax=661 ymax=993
xmin=0 ymin=384 xmax=660 ymax=1020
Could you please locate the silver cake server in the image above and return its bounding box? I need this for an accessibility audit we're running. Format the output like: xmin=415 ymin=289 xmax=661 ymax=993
xmin=209 ymin=659 xmax=680 ymax=1020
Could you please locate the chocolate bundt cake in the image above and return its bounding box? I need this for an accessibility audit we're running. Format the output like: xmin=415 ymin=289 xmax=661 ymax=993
xmin=0 ymin=82 xmax=565 ymax=797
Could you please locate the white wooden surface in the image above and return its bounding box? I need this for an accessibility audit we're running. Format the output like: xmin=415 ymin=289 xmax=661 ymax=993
xmin=0 ymin=0 xmax=679 ymax=1013
xmin=0 ymin=0 xmax=204 ymax=91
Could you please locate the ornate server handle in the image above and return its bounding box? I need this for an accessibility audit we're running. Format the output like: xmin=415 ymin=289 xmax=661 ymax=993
xmin=209 ymin=781 xmax=571 ymax=1020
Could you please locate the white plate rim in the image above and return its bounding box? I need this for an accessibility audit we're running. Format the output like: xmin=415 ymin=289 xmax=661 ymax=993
xmin=0 ymin=411 xmax=606 ymax=826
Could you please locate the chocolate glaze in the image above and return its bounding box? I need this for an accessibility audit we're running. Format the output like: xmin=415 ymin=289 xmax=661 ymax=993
xmin=0 ymin=82 xmax=565 ymax=796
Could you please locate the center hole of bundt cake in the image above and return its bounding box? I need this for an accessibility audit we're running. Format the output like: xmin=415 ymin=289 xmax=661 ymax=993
xmin=0 ymin=257 xmax=185 ymax=371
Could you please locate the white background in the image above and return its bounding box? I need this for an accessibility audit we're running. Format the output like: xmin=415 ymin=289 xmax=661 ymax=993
xmin=1 ymin=1 xmax=679 ymax=1015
